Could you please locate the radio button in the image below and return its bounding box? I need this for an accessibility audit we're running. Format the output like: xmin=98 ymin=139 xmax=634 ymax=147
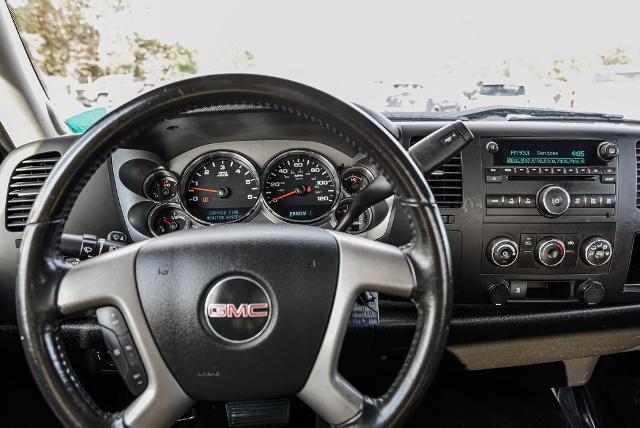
xmin=590 ymin=167 xmax=602 ymax=174
xmin=529 ymin=167 xmax=540 ymax=174
xmin=502 ymin=167 xmax=515 ymax=175
xmin=566 ymin=167 xmax=577 ymax=174
xmin=486 ymin=175 xmax=502 ymax=183
xmin=586 ymin=195 xmax=601 ymax=208
xmin=541 ymin=167 xmax=552 ymax=174
xmin=570 ymin=195 xmax=585 ymax=207
xmin=577 ymin=167 xmax=588 ymax=174
xmin=602 ymin=195 xmax=616 ymax=207
xmin=486 ymin=167 xmax=501 ymax=176
xmin=520 ymin=195 xmax=535 ymax=207
xmin=486 ymin=195 xmax=504 ymax=207
xmin=505 ymin=195 xmax=519 ymax=207
xmin=601 ymin=175 xmax=616 ymax=184
xmin=604 ymin=167 xmax=616 ymax=174
xmin=553 ymin=167 xmax=565 ymax=174
xmin=516 ymin=167 xmax=528 ymax=174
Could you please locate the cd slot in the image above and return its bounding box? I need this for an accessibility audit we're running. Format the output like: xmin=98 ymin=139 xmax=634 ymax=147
xmin=508 ymin=175 xmax=596 ymax=182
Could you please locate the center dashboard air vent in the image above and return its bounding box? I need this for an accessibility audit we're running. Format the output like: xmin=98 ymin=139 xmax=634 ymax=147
xmin=410 ymin=136 xmax=463 ymax=208
xmin=6 ymin=152 xmax=61 ymax=231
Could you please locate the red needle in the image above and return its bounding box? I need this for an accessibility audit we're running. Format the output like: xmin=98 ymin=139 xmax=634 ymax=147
xmin=270 ymin=190 xmax=297 ymax=203
xmin=162 ymin=218 xmax=172 ymax=225
xmin=190 ymin=186 xmax=218 ymax=193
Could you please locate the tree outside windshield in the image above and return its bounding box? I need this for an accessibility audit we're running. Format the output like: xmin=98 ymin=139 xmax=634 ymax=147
xmin=7 ymin=0 xmax=640 ymax=128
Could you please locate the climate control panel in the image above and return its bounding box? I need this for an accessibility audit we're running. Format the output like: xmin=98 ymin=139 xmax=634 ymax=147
xmin=482 ymin=221 xmax=615 ymax=275
xmin=486 ymin=233 xmax=612 ymax=270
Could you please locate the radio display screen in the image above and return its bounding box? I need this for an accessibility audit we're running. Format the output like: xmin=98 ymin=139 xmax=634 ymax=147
xmin=495 ymin=141 xmax=597 ymax=166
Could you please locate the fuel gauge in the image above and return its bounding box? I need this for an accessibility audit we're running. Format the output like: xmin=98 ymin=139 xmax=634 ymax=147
xmin=149 ymin=205 xmax=190 ymax=236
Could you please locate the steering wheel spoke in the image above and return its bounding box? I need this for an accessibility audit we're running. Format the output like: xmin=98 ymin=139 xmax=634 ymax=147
xmin=57 ymin=243 xmax=193 ymax=428
xmin=297 ymin=232 xmax=416 ymax=425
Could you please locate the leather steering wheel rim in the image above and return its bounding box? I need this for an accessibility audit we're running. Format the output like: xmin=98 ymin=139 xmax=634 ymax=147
xmin=16 ymin=74 xmax=452 ymax=428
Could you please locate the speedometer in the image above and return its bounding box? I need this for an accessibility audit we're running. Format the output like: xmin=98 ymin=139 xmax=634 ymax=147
xmin=181 ymin=152 xmax=260 ymax=224
xmin=262 ymin=150 xmax=339 ymax=223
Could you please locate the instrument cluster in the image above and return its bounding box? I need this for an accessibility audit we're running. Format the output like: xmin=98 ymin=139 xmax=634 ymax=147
xmin=134 ymin=149 xmax=374 ymax=236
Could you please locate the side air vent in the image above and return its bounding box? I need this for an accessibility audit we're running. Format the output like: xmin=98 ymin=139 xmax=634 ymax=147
xmin=6 ymin=152 xmax=61 ymax=231
xmin=410 ymin=136 xmax=463 ymax=208
xmin=637 ymin=142 xmax=640 ymax=209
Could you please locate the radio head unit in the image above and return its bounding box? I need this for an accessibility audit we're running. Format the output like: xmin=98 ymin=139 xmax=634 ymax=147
xmin=482 ymin=138 xmax=618 ymax=218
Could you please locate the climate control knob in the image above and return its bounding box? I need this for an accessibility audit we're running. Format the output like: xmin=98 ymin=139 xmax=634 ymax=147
xmin=537 ymin=185 xmax=570 ymax=217
xmin=581 ymin=237 xmax=612 ymax=266
xmin=536 ymin=237 xmax=566 ymax=267
xmin=487 ymin=237 xmax=519 ymax=267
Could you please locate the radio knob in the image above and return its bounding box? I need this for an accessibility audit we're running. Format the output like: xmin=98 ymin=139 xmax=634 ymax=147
xmin=536 ymin=237 xmax=566 ymax=267
xmin=581 ymin=237 xmax=613 ymax=266
xmin=487 ymin=237 xmax=518 ymax=267
xmin=597 ymin=141 xmax=619 ymax=162
xmin=537 ymin=185 xmax=570 ymax=217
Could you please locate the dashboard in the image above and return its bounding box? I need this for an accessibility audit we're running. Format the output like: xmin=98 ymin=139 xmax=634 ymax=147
xmin=2 ymin=108 xmax=640 ymax=334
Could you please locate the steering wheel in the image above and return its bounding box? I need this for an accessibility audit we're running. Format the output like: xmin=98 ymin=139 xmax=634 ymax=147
xmin=16 ymin=74 xmax=452 ymax=428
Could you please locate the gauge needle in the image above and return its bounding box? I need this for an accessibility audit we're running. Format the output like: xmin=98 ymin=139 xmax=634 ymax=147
xmin=270 ymin=190 xmax=297 ymax=203
xmin=190 ymin=186 xmax=218 ymax=193
xmin=162 ymin=218 xmax=172 ymax=225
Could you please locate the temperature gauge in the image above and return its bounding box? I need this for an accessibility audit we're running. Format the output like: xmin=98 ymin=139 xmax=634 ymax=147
xmin=149 ymin=205 xmax=190 ymax=236
xmin=341 ymin=167 xmax=373 ymax=195
xmin=144 ymin=171 xmax=178 ymax=202
xmin=333 ymin=200 xmax=371 ymax=233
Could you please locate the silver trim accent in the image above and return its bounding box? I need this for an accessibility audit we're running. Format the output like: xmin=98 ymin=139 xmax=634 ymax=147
xmin=581 ymin=237 xmax=613 ymax=266
xmin=179 ymin=150 xmax=261 ymax=225
xmin=536 ymin=237 xmax=566 ymax=267
xmin=261 ymin=149 xmax=341 ymax=224
xmin=203 ymin=275 xmax=272 ymax=343
xmin=297 ymin=232 xmax=415 ymax=425
xmin=146 ymin=203 xmax=191 ymax=237
xmin=487 ymin=238 xmax=518 ymax=267
xmin=537 ymin=185 xmax=570 ymax=217
xmin=57 ymin=244 xmax=193 ymax=428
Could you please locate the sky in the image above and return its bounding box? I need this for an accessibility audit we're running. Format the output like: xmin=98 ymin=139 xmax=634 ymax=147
xmin=10 ymin=0 xmax=640 ymax=116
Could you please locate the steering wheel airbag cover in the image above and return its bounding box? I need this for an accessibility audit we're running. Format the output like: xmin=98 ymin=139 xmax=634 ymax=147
xmin=136 ymin=224 xmax=338 ymax=401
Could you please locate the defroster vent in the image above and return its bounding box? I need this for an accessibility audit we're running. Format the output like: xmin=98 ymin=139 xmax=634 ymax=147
xmin=6 ymin=152 xmax=61 ymax=231
xmin=410 ymin=136 xmax=463 ymax=208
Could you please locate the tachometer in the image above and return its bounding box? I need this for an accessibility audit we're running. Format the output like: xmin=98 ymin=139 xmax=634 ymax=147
xmin=262 ymin=151 xmax=339 ymax=223
xmin=181 ymin=152 xmax=260 ymax=224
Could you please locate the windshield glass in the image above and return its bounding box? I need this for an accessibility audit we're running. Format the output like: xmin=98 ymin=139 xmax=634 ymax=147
xmin=7 ymin=0 xmax=640 ymax=128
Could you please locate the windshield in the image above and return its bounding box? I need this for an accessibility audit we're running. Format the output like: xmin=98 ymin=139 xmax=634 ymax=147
xmin=7 ymin=0 xmax=640 ymax=129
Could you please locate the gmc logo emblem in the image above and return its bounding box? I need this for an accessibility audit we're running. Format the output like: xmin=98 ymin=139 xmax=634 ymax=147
xmin=207 ymin=303 xmax=269 ymax=318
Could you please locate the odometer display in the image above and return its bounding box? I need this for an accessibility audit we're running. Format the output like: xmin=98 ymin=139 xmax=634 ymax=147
xmin=181 ymin=152 xmax=260 ymax=224
xmin=262 ymin=151 xmax=339 ymax=223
